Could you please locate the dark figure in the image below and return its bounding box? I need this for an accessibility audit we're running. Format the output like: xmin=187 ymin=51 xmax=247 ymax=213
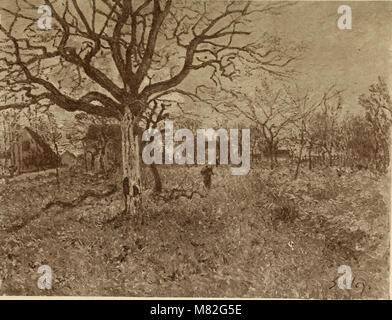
xmin=123 ymin=177 xmax=129 ymax=213
xmin=8 ymin=165 xmax=15 ymax=178
xmin=201 ymin=165 xmax=213 ymax=189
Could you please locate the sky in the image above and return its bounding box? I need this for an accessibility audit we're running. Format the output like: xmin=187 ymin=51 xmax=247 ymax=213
xmin=1 ymin=0 xmax=391 ymax=124
xmin=168 ymin=1 xmax=392 ymax=124
xmin=252 ymin=1 xmax=392 ymax=113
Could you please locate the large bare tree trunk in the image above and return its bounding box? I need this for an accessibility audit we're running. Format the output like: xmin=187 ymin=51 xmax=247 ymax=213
xmin=121 ymin=109 xmax=142 ymax=220
xmin=150 ymin=163 xmax=162 ymax=193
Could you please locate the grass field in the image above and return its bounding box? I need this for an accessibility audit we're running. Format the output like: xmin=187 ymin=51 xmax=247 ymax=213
xmin=0 ymin=164 xmax=389 ymax=298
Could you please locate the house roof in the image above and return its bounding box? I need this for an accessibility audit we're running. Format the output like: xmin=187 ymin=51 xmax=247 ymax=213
xmin=24 ymin=127 xmax=58 ymax=160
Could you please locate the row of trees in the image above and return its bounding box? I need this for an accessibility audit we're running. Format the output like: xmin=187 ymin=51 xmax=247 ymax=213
xmin=198 ymin=74 xmax=390 ymax=177
xmin=0 ymin=1 xmax=390 ymax=214
xmin=241 ymin=77 xmax=391 ymax=176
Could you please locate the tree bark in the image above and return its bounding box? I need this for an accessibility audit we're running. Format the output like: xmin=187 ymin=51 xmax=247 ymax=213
xmin=53 ymin=138 xmax=60 ymax=185
xmin=268 ymin=142 xmax=274 ymax=169
xmin=294 ymin=125 xmax=305 ymax=180
xmin=150 ymin=163 xmax=162 ymax=193
xmin=121 ymin=109 xmax=142 ymax=219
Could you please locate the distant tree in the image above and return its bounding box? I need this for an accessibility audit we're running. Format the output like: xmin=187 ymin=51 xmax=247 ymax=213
xmin=223 ymin=79 xmax=298 ymax=169
xmin=359 ymin=77 xmax=391 ymax=172
xmin=338 ymin=114 xmax=375 ymax=169
xmin=45 ymin=110 xmax=62 ymax=182
xmin=23 ymin=105 xmax=43 ymax=133
xmin=65 ymin=113 xmax=93 ymax=173
xmin=67 ymin=113 xmax=117 ymax=174
xmin=310 ymin=88 xmax=343 ymax=167
xmin=283 ymin=85 xmax=341 ymax=178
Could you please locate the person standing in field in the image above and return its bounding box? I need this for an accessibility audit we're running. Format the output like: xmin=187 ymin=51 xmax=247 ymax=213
xmin=201 ymin=165 xmax=213 ymax=190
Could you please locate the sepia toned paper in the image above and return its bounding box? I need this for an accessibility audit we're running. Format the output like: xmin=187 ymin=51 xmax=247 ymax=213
xmin=0 ymin=0 xmax=390 ymax=300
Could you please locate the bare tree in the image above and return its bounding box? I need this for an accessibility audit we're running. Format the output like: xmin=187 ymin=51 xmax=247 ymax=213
xmin=337 ymin=114 xmax=374 ymax=169
xmin=359 ymin=76 xmax=391 ymax=172
xmin=0 ymin=0 xmax=298 ymax=217
xmin=44 ymin=110 xmax=62 ymax=182
xmin=317 ymin=89 xmax=343 ymax=167
xmin=284 ymin=85 xmax=343 ymax=178
xmin=283 ymin=88 xmax=321 ymax=178
xmin=222 ymin=79 xmax=297 ymax=168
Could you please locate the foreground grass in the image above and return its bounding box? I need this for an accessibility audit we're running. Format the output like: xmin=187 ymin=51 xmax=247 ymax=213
xmin=0 ymin=164 xmax=389 ymax=298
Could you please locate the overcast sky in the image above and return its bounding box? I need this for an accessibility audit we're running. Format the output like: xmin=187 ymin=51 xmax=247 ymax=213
xmin=2 ymin=1 xmax=390 ymax=123
xmin=255 ymin=1 xmax=392 ymax=113
xmin=172 ymin=1 xmax=392 ymax=122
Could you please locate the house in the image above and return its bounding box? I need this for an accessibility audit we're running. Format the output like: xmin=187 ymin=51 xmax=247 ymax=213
xmin=9 ymin=127 xmax=59 ymax=175
xmin=60 ymin=150 xmax=77 ymax=168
